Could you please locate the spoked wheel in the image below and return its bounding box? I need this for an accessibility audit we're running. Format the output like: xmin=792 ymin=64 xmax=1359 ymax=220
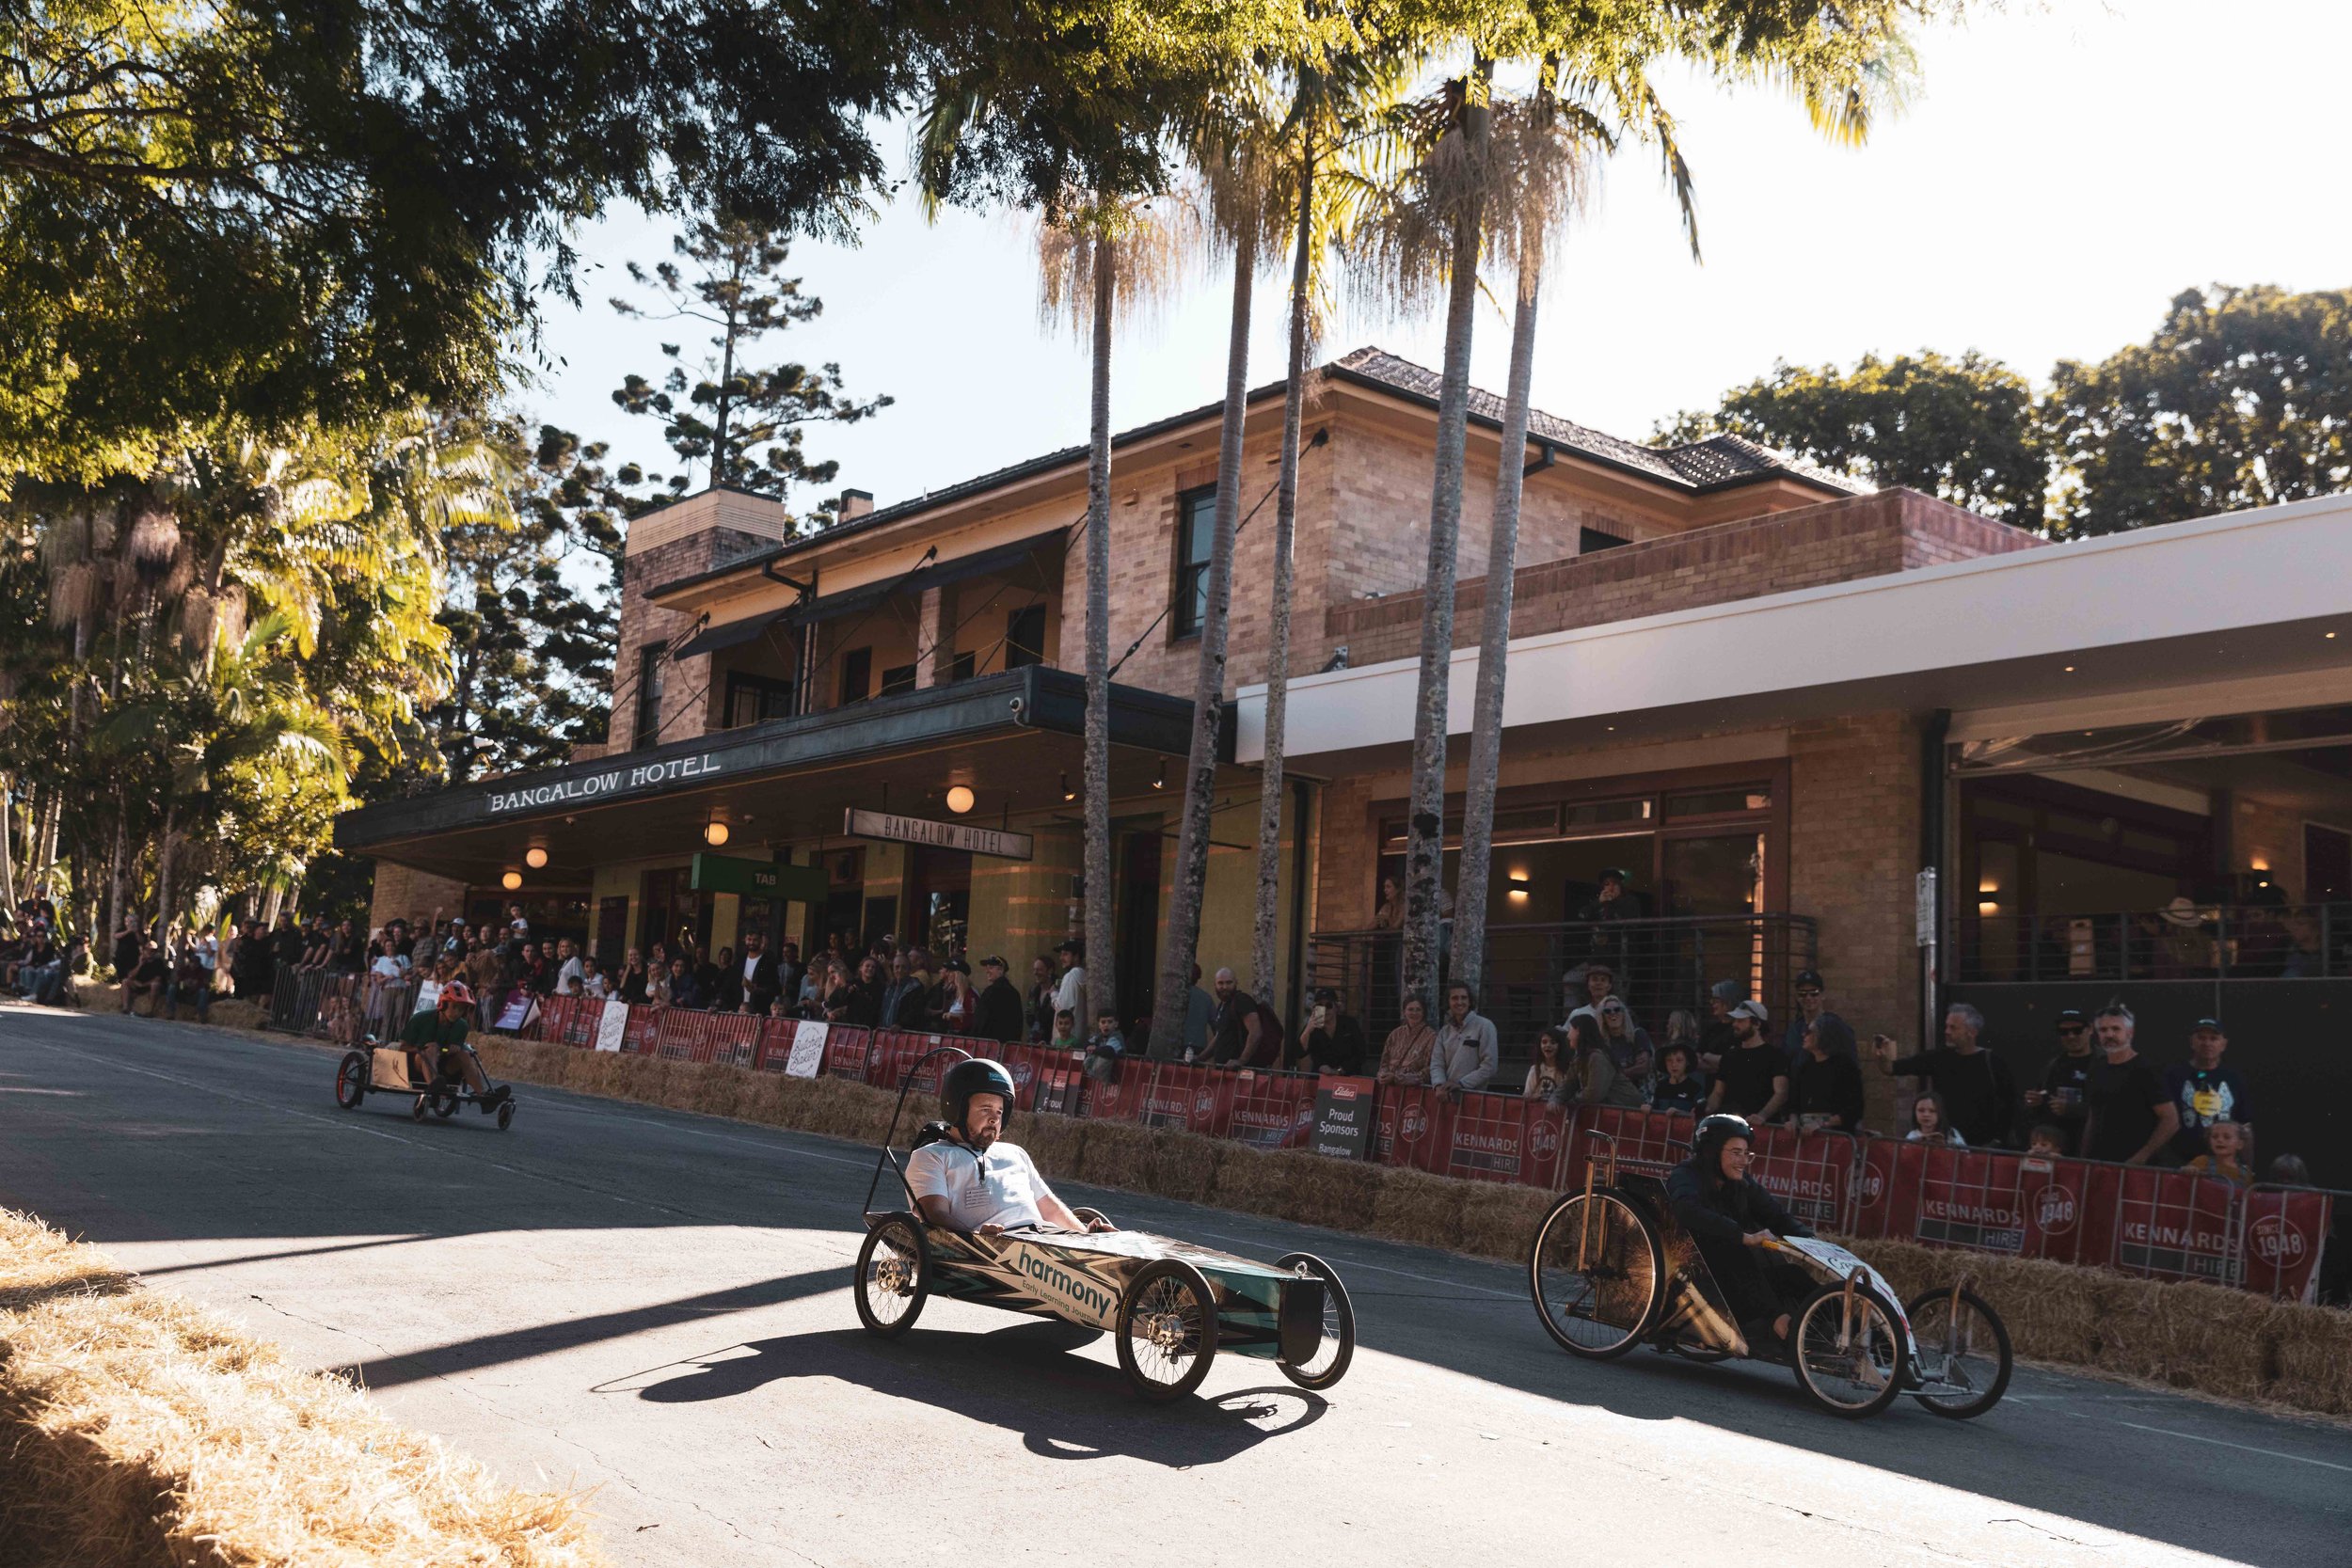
xmin=334 ymin=1052 xmax=367 ymax=1110
xmin=496 ymin=1099 xmax=516 ymax=1132
xmin=853 ymin=1215 xmax=929 ymax=1338
xmin=1905 ymin=1287 xmax=2013 ymax=1419
xmin=1116 ymin=1259 xmax=1218 ymax=1402
xmin=431 ymin=1089 xmax=460 ymax=1119
xmin=1275 ymin=1252 xmax=1355 ymax=1391
xmin=1528 ymin=1191 xmax=1664 ymax=1359
xmin=1790 ymin=1282 xmax=1905 ymax=1418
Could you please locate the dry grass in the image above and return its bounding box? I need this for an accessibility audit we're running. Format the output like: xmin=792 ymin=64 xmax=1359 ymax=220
xmin=1077 ymin=1122 xmax=1227 ymax=1206
xmin=1009 ymin=1111 xmax=1089 ymax=1182
xmin=0 ymin=1208 xmax=605 ymax=1567
xmin=1456 ymin=1183 xmax=1558 ymax=1264
xmin=1370 ymin=1167 xmax=1469 ymax=1248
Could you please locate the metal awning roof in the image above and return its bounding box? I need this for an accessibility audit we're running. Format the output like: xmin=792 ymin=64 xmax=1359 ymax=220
xmin=673 ymin=529 xmax=1065 ymax=650
xmin=673 ymin=606 xmax=793 ymax=659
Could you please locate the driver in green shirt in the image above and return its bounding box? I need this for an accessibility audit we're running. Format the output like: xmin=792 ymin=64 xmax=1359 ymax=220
xmin=399 ymin=981 xmax=507 ymax=1107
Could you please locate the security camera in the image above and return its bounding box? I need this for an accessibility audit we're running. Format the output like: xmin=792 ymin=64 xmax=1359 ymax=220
xmin=1009 ymin=695 xmax=1026 ymax=718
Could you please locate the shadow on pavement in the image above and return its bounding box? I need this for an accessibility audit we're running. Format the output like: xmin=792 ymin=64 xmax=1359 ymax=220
xmin=626 ymin=1320 xmax=1327 ymax=1468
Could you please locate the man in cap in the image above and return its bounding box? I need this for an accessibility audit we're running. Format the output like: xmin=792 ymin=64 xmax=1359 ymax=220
xmin=1708 ymin=1000 xmax=1788 ymax=1123
xmin=2024 ymin=1007 xmax=2098 ymax=1155
xmin=1781 ymin=968 xmax=1836 ymax=1072
xmin=2163 ymin=1018 xmax=2251 ymax=1164
xmin=975 ymin=955 xmax=1026 ymax=1044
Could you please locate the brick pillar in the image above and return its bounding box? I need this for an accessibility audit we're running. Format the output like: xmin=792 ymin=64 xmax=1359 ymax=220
xmin=915 ymin=583 xmax=958 ymax=688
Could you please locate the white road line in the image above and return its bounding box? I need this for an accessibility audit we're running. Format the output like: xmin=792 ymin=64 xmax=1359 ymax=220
xmin=2110 ymin=1421 xmax=2352 ymax=1475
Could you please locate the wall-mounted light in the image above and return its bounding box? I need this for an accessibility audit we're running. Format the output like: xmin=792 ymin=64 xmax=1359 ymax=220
xmin=1979 ymin=879 xmax=1998 ymax=895
xmin=2249 ymin=856 xmax=2270 ymax=873
xmin=1978 ymin=899 xmax=1999 ymax=915
xmin=1152 ymin=759 xmax=1167 ymax=790
xmin=703 ymin=816 xmax=731 ymax=847
xmin=524 ymin=846 xmax=549 ymax=869
xmin=501 ymin=870 xmax=523 ymax=891
xmin=946 ymin=784 xmax=976 ymax=815
xmin=1060 ymin=771 xmax=1076 ymax=802
xmin=1506 ymin=873 xmax=1532 ymax=901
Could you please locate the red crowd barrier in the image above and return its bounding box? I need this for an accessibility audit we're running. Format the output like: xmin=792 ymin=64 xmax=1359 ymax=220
xmin=502 ymin=999 xmax=2339 ymax=1304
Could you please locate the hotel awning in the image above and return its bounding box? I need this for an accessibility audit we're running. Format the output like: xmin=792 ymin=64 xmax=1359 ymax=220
xmin=671 ymin=606 xmax=794 ymax=659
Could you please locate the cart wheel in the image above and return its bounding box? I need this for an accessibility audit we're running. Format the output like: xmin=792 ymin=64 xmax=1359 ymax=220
xmin=854 ymin=1215 xmax=930 ymax=1338
xmin=1669 ymin=1340 xmax=1736 ymax=1365
xmin=1905 ymin=1287 xmax=2013 ymax=1419
xmin=1528 ymin=1190 xmax=1664 ymax=1359
xmin=409 ymin=1095 xmax=430 ymax=1122
xmin=1116 ymin=1259 xmax=1217 ymax=1402
xmin=1790 ymin=1282 xmax=1905 ymax=1418
xmin=334 ymin=1052 xmax=367 ymax=1110
xmin=496 ymin=1099 xmax=516 ymax=1132
xmin=432 ymin=1089 xmax=460 ymax=1119
xmin=1275 ymin=1252 xmax=1355 ymax=1391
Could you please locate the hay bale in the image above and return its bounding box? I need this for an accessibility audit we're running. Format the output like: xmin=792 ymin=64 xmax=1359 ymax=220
xmin=476 ymin=1038 xmax=570 ymax=1087
xmin=731 ymin=1073 xmax=800 ymax=1130
xmin=1207 ymin=1148 xmax=1382 ymax=1232
xmin=1456 ymin=1182 xmax=1558 ymax=1263
xmin=661 ymin=1060 xmax=745 ymax=1118
xmin=208 ymin=999 xmax=266 ymax=1031
xmin=1078 ymin=1122 xmax=1227 ymax=1206
xmin=1009 ymin=1111 xmax=1089 ymax=1181
xmin=1370 ymin=1166 xmax=1469 ymax=1251
xmin=2271 ymin=1306 xmax=2352 ymax=1417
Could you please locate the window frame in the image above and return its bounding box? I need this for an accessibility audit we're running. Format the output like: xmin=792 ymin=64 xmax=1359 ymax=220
xmin=634 ymin=645 xmax=667 ymax=747
xmin=723 ymin=671 xmax=796 ymax=729
xmin=1170 ymin=483 xmax=1216 ymax=641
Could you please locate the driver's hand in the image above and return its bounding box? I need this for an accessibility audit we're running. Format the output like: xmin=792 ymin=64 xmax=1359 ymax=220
xmin=976 ymin=1223 xmax=1007 ymax=1239
xmin=1084 ymin=1215 xmax=1116 ymax=1234
xmin=1741 ymin=1229 xmax=1774 ymax=1248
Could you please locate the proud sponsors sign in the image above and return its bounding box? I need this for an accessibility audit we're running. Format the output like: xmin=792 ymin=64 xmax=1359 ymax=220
xmin=486 ymin=752 xmax=728 ymax=816
xmin=1311 ymin=1077 xmax=1376 ymax=1160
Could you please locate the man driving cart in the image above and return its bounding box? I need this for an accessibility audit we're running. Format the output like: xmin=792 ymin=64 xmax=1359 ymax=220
xmin=1667 ymin=1114 xmax=1813 ymax=1356
xmin=400 ymin=981 xmax=510 ymax=1114
xmin=906 ymin=1059 xmax=1113 ymax=1238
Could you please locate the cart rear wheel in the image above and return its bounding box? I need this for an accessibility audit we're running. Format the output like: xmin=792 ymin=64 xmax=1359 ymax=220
xmin=1905 ymin=1287 xmax=2012 ymax=1419
xmin=431 ymin=1089 xmax=460 ymax=1118
xmin=1275 ymin=1252 xmax=1355 ymax=1391
xmin=334 ymin=1052 xmax=367 ymax=1110
xmin=1528 ymin=1190 xmax=1664 ymax=1359
xmin=1117 ymin=1259 xmax=1217 ymax=1402
xmin=496 ymin=1100 xmax=516 ymax=1132
xmin=854 ymin=1216 xmax=929 ymax=1338
xmin=409 ymin=1095 xmax=430 ymax=1122
xmin=1791 ymin=1282 xmax=1905 ymax=1418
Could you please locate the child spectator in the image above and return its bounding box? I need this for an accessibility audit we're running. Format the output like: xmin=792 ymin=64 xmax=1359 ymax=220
xmin=1647 ymin=1041 xmax=1708 ymax=1116
xmin=1084 ymin=1006 xmax=1125 ymax=1082
xmin=1522 ymin=1026 xmax=1567 ymax=1100
xmin=2185 ymin=1121 xmax=2253 ymax=1188
xmin=1906 ymin=1092 xmax=1966 ymax=1146
xmin=1051 ymin=1007 xmax=1083 ymax=1053
xmin=2026 ymin=1124 xmax=2065 ymax=1160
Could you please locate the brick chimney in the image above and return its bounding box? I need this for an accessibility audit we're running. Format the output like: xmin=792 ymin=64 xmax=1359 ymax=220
xmin=839 ymin=488 xmax=874 ymax=521
xmin=612 ymin=489 xmax=795 ymax=752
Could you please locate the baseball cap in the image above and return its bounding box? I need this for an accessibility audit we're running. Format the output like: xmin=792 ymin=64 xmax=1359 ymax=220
xmin=980 ymin=954 xmax=1008 ymax=970
xmin=1730 ymin=999 xmax=1769 ymax=1024
xmin=1794 ymin=969 xmax=1824 ymax=990
xmin=943 ymin=958 xmax=971 ymax=974
xmin=2055 ymin=1007 xmax=2087 ymax=1027
xmin=2192 ymin=1016 xmax=2225 ymax=1034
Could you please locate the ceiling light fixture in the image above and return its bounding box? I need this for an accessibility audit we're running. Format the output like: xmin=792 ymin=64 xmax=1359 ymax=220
xmin=946 ymin=784 xmax=976 ymax=815
xmin=1152 ymin=759 xmax=1167 ymax=790
xmin=524 ymin=846 xmax=548 ymax=869
xmin=1061 ymin=772 xmax=1076 ymax=803
xmin=501 ymin=870 xmax=523 ymax=891
xmin=703 ymin=816 xmax=731 ymax=847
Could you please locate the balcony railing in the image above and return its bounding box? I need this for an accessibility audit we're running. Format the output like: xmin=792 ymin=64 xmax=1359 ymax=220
xmin=1307 ymin=912 xmax=1820 ymax=1050
xmin=1956 ymin=903 xmax=2351 ymax=984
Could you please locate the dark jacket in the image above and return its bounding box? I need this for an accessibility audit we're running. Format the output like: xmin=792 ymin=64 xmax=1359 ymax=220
xmin=1666 ymin=1158 xmax=1813 ymax=1244
xmin=977 ymin=976 xmax=1026 ymax=1044
xmin=1790 ymin=1051 xmax=1865 ymax=1131
xmin=1297 ymin=1013 xmax=1368 ymax=1075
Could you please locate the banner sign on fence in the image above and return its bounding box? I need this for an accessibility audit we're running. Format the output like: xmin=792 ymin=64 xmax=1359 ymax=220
xmin=1311 ymin=1077 xmax=1376 ymax=1160
xmin=785 ymin=1021 xmax=829 ymax=1079
xmin=494 ymin=994 xmax=538 ymax=1034
xmin=1227 ymin=1070 xmax=1317 ymax=1150
xmin=596 ymin=998 xmax=630 ymax=1053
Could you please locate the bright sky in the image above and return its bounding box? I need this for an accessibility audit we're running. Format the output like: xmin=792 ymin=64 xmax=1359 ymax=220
xmin=519 ymin=0 xmax=2352 ymax=515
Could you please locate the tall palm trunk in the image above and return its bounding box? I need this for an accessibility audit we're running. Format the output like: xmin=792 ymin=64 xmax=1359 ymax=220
xmin=1251 ymin=141 xmax=1315 ymax=1002
xmin=1450 ymin=232 xmax=1542 ymax=999
xmin=154 ymin=800 xmax=179 ymax=937
xmin=1081 ymin=234 xmax=1119 ymax=1028
xmin=1150 ymin=221 xmax=1258 ymax=1054
xmin=1400 ymin=94 xmax=1491 ymax=1008
xmin=0 ymin=774 xmax=17 ymax=910
xmin=105 ymin=794 xmax=129 ymax=943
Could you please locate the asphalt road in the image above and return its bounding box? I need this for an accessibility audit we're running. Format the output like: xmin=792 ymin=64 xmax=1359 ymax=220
xmin=4 ymin=1002 xmax=2348 ymax=1568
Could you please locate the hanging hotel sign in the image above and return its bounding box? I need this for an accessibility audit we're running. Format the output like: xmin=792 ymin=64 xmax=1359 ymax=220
xmin=844 ymin=807 xmax=1033 ymax=862
xmin=485 ymin=752 xmax=730 ymax=816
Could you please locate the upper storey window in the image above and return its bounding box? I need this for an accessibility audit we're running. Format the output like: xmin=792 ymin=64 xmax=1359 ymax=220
xmin=1172 ymin=484 xmax=1215 ymax=640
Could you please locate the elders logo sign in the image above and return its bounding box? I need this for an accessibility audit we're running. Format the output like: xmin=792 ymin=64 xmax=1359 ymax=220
xmin=2033 ymin=1185 xmax=2078 ymax=1236
xmin=2251 ymin=1213 xmax=2308 ymax=1267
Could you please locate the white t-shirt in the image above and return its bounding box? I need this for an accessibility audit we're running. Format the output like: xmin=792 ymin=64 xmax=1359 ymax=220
xmin=904 ymin=1138 xmax=1048 ymax=1231
xmin=557 ymin=955 xmax=583 ymax=991
xmin=1054 ymin=964 xmax=1086 ymax=1019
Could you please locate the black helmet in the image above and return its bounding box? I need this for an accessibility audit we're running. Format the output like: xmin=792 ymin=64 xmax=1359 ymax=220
xmin=943 ymin=1057 xmax=1018 ymax=1130
xmin=1693 ymin=1113 xmax=1754 ymax=1179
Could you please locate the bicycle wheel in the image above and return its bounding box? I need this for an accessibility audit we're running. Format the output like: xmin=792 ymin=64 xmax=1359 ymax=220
xmin=1790 ymin=1282 xmax=1904 ymax=1418
xmin=334 ymin=1052 xmax=367 ymax=1110
xmin=1528 ymin=1190 xmax=1663 ymax=1360
xmin=1906 ymin=1287 xmax=2013 ymax=1419
xmin=1117 ymin=1259 xmax=1218 ymax=1402
xmin=1275 ymin=1252 xmax=1355 ymax=1391
xmin=853 ymin=1216 xmax=930 ymax=1338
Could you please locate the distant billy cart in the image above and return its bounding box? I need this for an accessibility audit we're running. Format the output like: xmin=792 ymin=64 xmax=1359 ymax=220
xmin=1528 ymin=1121 xmax=2011 ymax=1419
xmin=852 ymin=1047 xmax=1354 ymax=1402
xmin=332 ymin=980 xmax=516 ymax=1131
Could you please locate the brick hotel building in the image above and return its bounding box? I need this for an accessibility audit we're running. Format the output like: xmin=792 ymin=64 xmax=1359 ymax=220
xmin=337 ymin=348 xmax=2352 ymax=1176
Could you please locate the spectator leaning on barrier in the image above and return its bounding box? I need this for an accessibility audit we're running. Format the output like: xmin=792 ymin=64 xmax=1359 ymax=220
xmin=1523 ymin=1026 xmax=1567 ymax=1099
xmin=1649 ymin=1040 xmax=1708 ymax=1116
xmin=1560 ymin=1013 xmax=1643 ymax=1109
xmin=1084 ymin=1006 xmax=1125 ymax=1081
xmin=1177 ymin=963 xmax=1216 ymax=1064
xmin=977 ymin=956 xmax=1026 ymax=1044
xmin=1203 ymin=968 xmax=1256 ymax=1066
xmin=1708 ymin=1001 xmax=1788 ymax=1122
xmin=2164 ymin=1017 xmax=2251 ymax=1164
xmin=1376 ymin=995 xmax=1437 ymax=1085
xmin=1298 ymin=988 xmax=1367 ymax=1075
xmin=1870 ymin=1004 xmax=2017 ymax=1148
xmin=2185 ymin=1120 xmax=2253 ymax=1187
xmin=1430 ymin=981 xmax=1499 ymax=1094
xmin=2082 ymin=1002 xmax=2178 ymax=1165
xmin=881 ymin=949 xmax=924 ymax=1028
xmin=2024 ymin=1008 xmax=2097 ymax=1156
xmin=1907 ymin=1091 xmax=1963 ymax=1145
xmin=1789 ymin=1012 xmax=1864 ymax=1131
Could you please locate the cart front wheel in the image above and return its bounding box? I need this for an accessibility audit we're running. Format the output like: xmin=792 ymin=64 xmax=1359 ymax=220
xmin=1117 ymin=1259 xmax=1217 ymax=1402
xmin=409 ymin=1095 xmax=430 ymax=1122
xmin=854 ymin=1215 xmax=929 ymax=1338
xmin=1528 ymin=1190 xmax=1664 ymax=1360
xmin=432 ymin=1089 xmax=460 ymax=1119
xmin=334 ymin=1052 xmax=367 ymax=1110
xmin=1791 ymin=1282 xmax=1905 ymax=1418
xmin=1275 ymin=1252 xmax=1355 ymax=1391
xmin=496 ymin=1100 xmax=516 ymax=1132
xmin=1905 ymin=1287 xmax=2012 ymax=1419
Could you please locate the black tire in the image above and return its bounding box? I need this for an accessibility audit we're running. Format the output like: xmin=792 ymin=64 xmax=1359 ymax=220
xmin=1275 ymin=1252 xmax=1355 ymax=1391
xmin=1528 ymin=1190 xmax=1664 ymax=1360
xmin=853 ymin=1215 xmax=929 ymax=1338
xmin=1116 ymin=1258 xmax=1218 ymax=1402
xmin=1905 ymin=1287 xmax=2013 ymax=1419
xmin=496 ymin=1100 xmax=516 ymax=1132
xmin=409 ymin=1095 xmax=429 ymax=1122
xmin=1790 ymin=1282 xmax=1905 ymax=1418
xmin=1669 ymin=1340 xmax=1735 ymax=1365
xmin=334 ymin=1052 xmax=367 ymax=1110
xmin=432 ymin=1089 xmax=460 ymax=1118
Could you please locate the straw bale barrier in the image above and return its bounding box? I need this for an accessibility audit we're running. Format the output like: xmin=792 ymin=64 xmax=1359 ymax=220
xmin=65 ymin=1015 xmax=2352 ymax=1419
xmin=0 ymin=1207 xmax=605 ymax=1567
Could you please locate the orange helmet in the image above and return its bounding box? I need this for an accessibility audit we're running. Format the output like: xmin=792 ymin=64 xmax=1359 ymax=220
xmin=438 ymin=980 xmax=474 ymax=1008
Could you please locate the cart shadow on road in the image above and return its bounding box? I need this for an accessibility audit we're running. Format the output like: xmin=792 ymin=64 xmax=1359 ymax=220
xmin=617 ymin=1320 xmax=1327 ymax=1468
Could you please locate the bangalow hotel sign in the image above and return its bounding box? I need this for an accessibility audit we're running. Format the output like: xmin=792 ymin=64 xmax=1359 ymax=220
xmin=485 ymin=752 xmax=730 ymax=816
